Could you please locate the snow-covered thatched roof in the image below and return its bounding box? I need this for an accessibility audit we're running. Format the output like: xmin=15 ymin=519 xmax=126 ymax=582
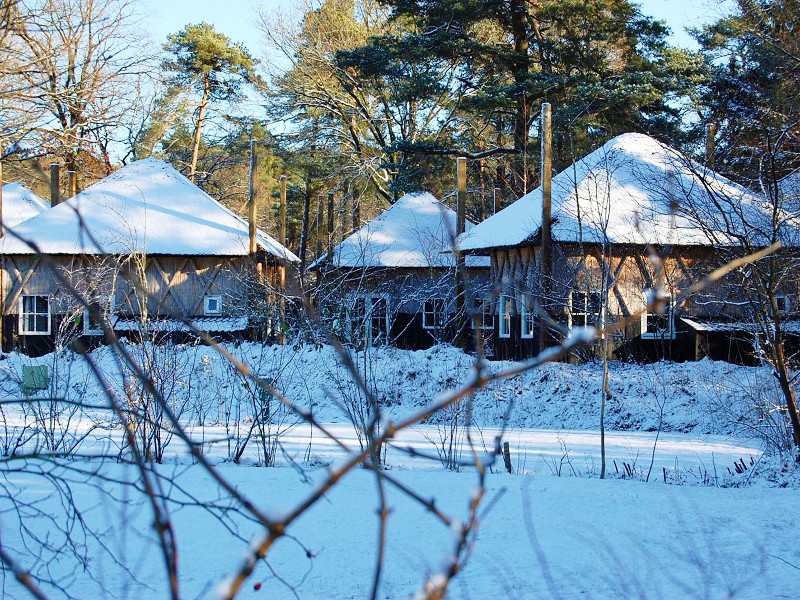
xmin=311 ymin=192 xmax=490 ymax=269
xmin=458 ymin=133 xmax=769 ymax=253
xmin=0 ymin=158 xmax=299 ymax=261
xmin=1 ymin=183 xmax=49 ymax=231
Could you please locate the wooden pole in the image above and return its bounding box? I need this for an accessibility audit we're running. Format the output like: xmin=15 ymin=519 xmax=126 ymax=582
xmin=493 ymin=187 xmax=500 ymax=214
xmin=456 ymin=157 xmax=467 ymax=236
xmin=279 ymin=175 xmax=287 ymax=250
xmin=248 ymin=140 xmax=257 ymax=255
xmin=539 ymin=102 xmax=553 ymax=352
xmin=327 ymin=191 xmax=334 ymax=257
xmin=0 ymin=144 xmax=4 ymax=237
xmin=68 ymin=170 xmax=77 ymax=199
xmin=299 ymin=178 xmax=311 ymax=276
xmin=50 ymin=164 xmax=60 ymax=207
xmin=279 ymin=175 xmax=288 ymax=341
xmin=0 ymin=144 xmax=3 ymax=350
xmin=455 ymin=157 xmax=467 ymax=345
xmin=316 ymin=193 xmax=323 ymax=259
xmin=352 ymin=188 xmax=360 ymax=231
xmin=706 ymin=123 xmax=716 ymax=169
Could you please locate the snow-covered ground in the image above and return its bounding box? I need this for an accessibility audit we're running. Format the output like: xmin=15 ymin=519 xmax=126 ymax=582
xmin=0 ymin=342 xmax=798 ymax=599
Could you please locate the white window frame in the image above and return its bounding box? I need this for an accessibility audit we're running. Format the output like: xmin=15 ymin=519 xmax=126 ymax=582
xmin=570 ymin=289 xmax=602 ymax=328
xmin=470 ymin=297 xmax=494 ymax=330
xmin=422 ymin=298 xmax=446 ymax=330
xmin=498 ymin=295 xmax=511 ymax=338
xmin=83 ymin=296 xmax=115 ymax=336
xmin=19 ymin=295 xmax=52 ymax=336
xmin=346 ymin=293 xmax=390 ymax=347
xmin=641 ymin=289 xmax=677 ymax=340
xmin=204 ymin=295 xmax=223 ymax=316
xmin=520 ymin=293 xmax=535 ymax=339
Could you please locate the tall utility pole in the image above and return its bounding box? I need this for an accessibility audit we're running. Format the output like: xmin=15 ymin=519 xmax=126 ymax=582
xmin=248 ymin=140 xmax=257 ymax=255
xmin=455 ymin=157 xmax=467 ymax=343
xmin=539 ymin=102 xmax=553 ymax=352
xmin=279 ymin=175 xmax=288 ymax=341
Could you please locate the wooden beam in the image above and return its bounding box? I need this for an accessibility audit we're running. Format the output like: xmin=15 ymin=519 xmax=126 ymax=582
xmin=706 ymin=123 xmax=716 ymax=169
xmin=456 ymin=157 xmax=467 ymax=235
xmin=316 ymin=193 xmax=323 ymax=259
xmin=327 ymin=190 xmax=335 ymax=257
xmin=68 ymin=170 xmax=78 ymax=199
xmin=539 ymin=102 xmax=553 ymax=351
xmin=50 ymin=164 xmax=60 ymax=207
xmin=0 ymin=143 xmax=4 ymax=237
xmin=279 ymin=175 xmax=287 ymax=249
xmin=248 ymin=140 xmax=257 ymax=255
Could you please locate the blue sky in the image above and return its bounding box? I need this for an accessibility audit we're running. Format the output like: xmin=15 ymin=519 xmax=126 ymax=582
xmin=144 ymin=0 xmax=735 ymax=58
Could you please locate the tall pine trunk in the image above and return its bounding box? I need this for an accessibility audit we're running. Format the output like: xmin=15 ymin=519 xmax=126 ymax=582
xmin=190 ymin=76 xmax=210 ymax=183
xmin=511 ymin=0 xmax=531 ymax=197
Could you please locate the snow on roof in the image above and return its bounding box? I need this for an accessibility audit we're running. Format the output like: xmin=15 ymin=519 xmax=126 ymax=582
xmin=114 ymin=316 xmax=249 ymax=333
xmin=458 ymin=133 xmax=770 ymax=252
xmin=779 ymin=169 xmax=800 ymax=203
xmin=0 ymin=158 xmax=299 ymax=261
xmin=1 ymin=183 xmax=49 ymax=230
xmin=311 ymin=192 xmax=490 ymax=269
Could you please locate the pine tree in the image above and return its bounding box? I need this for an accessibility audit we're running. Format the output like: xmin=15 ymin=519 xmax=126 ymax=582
xmin=342 ymin=0 xmax=702 ymax=196
xmin=164 ymin=22 xmax=260 ymax=182
xmin=694 ymin=0 xmax=800 ymax=181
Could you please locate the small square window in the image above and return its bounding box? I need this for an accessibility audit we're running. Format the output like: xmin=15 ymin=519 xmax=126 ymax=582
xmin=84 ymin=296 xmax=114 ymax=336
xmin=423 ymin=299 xmax=446 ymax=330
xmin=20 ymin=295 xmax=51 ymax=335
xmin=571 ymin=289 xmax=602 ymax=328
xmin=204 ymin=295 xmax=222 ymax=315
xmin=641 ymin=289 xmax=676 ymax=340
xmin=471 ymin=297 xmax=494 ymax=330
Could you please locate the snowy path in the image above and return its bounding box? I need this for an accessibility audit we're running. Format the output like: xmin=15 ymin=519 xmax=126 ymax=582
xmin=268 ymin=423 xmax=761 ymax=482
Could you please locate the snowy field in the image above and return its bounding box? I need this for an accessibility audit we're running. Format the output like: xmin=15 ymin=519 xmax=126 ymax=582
xmin=0 ymin=342 xmax=798 ymax=599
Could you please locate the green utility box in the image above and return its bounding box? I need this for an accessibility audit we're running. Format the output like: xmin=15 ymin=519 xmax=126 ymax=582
xmin=21 ymin=365 xmax=48 ymax=394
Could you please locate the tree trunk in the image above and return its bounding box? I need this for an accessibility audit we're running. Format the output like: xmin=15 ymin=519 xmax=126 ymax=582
xmin=190 ymin=76 xmax=211 ymax=183
xmin=300 ymin=177 xmax=311 ymax=276
xmin=511 ymin=0 xmax=530 ymax=197
xmin=772 ymin=329 xmax=800 ymax=453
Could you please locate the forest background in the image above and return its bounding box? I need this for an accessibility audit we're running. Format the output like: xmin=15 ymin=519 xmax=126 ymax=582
xmin=1 ymin=0 xmax=797 ymax=272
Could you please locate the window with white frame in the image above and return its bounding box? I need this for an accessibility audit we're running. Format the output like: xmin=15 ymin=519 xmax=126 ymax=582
xmin=204 ymin=295 xmax=223 ymax=316
xmin=520 ymin=293 xmax=535 ymax=339
xmin=347 ymin=294 xmax=390 ymax=347
xmin=423 ymin=298 xmax=446 ymax=330
xmin=641 ymin=289 xmax=676 ymax=339
xmin=83 ymin=296 xmax=114 ymax=336
xmin=470 ymin=297 xmax=494 ymax=330
xmin=571 ymin=289 xmax=602 ymax=328
xmin=498 ymin=295 xmax=512 ymax=338
xmin=19 ymin=295 xmax=51 ymax=335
